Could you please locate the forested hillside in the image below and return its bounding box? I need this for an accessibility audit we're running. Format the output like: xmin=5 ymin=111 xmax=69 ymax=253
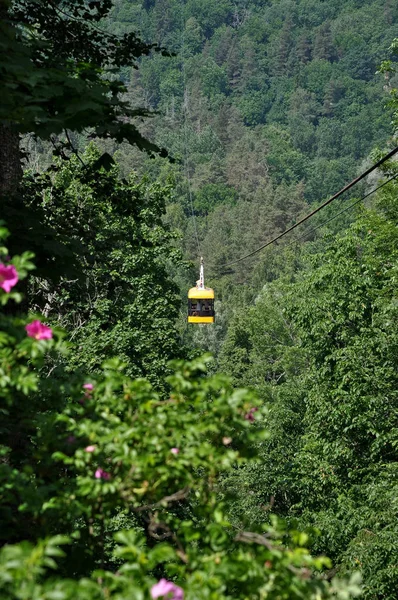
xmin=107 ymin=0 xmax=397 ymax=280
xmin=0 ymin=0 xmax=397 ymax=599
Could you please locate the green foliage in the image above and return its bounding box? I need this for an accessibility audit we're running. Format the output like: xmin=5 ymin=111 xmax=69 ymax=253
xmin=378 ymin=38 xmax=398 ymax=134
xmin=0 ymin=0 xmax=168 ymax=157
xmin=236 ymin=89 xmax=271 ymax=126
xmin=193 ymin=183 xmax=237 ymax=214
xmin=22 ymin=146 xmax=184 ymax=388
xmin=218 ymin=184 xmax=398 ymax=599
xmin=0 ymin=233 xmax=362 ymax=599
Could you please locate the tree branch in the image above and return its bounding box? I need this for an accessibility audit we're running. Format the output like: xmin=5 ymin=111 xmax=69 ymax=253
xmin=134 ymin=486 xmax=190 ymax=512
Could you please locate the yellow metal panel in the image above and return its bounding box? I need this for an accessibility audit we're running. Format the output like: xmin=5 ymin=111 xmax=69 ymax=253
xmin=188 ymin=316 xmax=215 ymax=324
xmin=188 ymin=287 xmax=215 ymax=299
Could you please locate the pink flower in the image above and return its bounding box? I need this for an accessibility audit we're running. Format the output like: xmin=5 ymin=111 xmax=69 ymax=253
xmin=245 ymin=407 xmax=258 ymax=422
xmin=83 ymin=383 xmax=94 ymax=398
xmin=151 ymin=579 xmax=184 ymax=600
xmin=85 ymin=445 xmax=96 ymax=453
xmin=25 ymin=320 xmax=53 ymax=340
xmin=170 ymin=448 xmax=179 ymax=455
xmin=95 ymin=468 xmax=111 ymax=480
xmin=0 ymin=263 xmax=18 ymax=293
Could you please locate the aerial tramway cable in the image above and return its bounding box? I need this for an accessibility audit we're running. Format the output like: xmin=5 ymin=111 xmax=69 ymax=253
xmin=213 ymin=145 xmax=398 ymax=271
xmin=292 ymin=171 xmax=398 ymax=246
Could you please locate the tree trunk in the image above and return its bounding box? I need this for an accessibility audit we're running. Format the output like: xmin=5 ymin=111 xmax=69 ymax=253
xmin=0 ymin=1 xmax=25 ymax=310
xmin=0 ymin=124 xmax=22 ymax=197
xmin=0 ymin=2 xmax=22 ymax=197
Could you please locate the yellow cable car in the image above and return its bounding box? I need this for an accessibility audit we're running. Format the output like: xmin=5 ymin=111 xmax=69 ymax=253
xmin=188 ymin=258 xmax=215 ymax=324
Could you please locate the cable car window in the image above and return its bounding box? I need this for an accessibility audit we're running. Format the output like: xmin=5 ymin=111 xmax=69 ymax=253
xmin=188 ymin=299 xmax=215 ymax=317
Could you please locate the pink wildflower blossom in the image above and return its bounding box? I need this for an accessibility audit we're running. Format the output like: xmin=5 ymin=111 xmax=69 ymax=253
xmin=25 ymin=320 xmax=53 ymax=340
xmin=170 ymin=448 xmax=179 ymax=455
xmin=0 ymin=264 xmax=18 ymax=293
xmin=85 ymin=445 xmax=96 ymax=453
xmin=151 ymin=579 xmax=184 ymax=600
xmin=95 ymin=468 xmax=111 ymax=480
xmin=245 ymin=407 xmax=258 ymax=422
xmin=83 ymin=383 xmax=94 ymax=398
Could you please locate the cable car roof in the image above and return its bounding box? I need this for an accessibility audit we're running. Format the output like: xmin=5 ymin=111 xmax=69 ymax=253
xmin=188 ymin=287 xmax=215 ymax=299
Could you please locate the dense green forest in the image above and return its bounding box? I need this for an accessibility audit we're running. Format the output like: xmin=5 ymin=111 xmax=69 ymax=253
xmin=108 ymin=0 xmax=398 ymax=264
xmin=0 ymin=0 xmax=398 ymax=599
